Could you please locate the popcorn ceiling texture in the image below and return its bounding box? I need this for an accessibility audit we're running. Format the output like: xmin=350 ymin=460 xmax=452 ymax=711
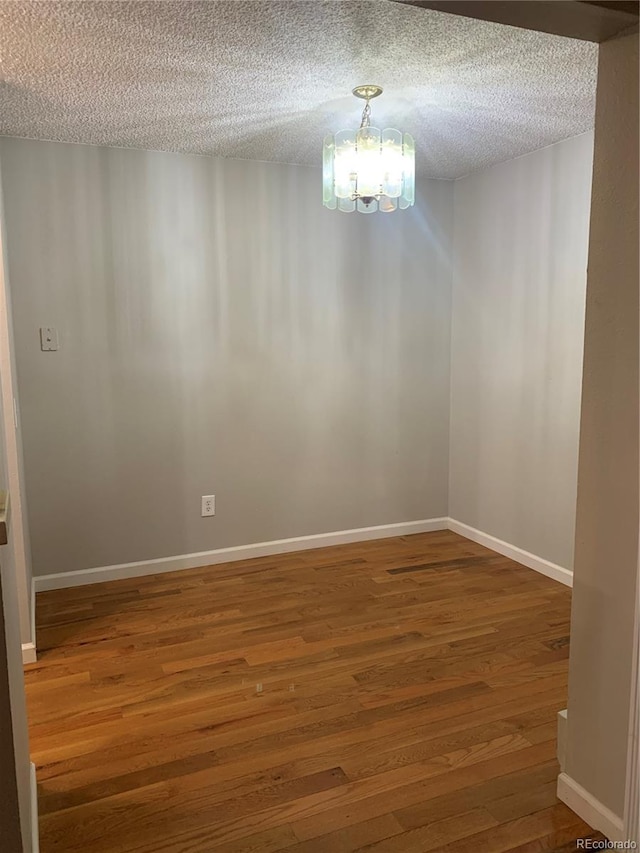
xmin=0 ymin=0 xmax=598 ymax=178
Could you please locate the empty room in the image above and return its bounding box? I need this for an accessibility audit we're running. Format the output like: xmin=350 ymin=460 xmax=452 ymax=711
xmin=0 ymin=2 xmax=638 ymax=852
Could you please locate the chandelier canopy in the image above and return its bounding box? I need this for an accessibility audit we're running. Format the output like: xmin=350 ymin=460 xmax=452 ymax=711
xmin=323 ymin=85 xmax=415 ymax=214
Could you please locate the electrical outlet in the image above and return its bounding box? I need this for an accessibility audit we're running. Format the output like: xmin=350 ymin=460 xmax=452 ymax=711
xmin=201 ymin=495 xmax=215 ymax=517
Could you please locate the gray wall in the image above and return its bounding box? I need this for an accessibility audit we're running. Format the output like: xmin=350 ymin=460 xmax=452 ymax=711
xmin=0 ymin=138 xmax=453 ymax=576
xmin=449 ymin=133 xmax=594 ymax=570
xmin=566 ymin=30 xmax=639 ymax=820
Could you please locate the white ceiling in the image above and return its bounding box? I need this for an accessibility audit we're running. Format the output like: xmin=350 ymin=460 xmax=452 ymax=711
xmin=0 ymin=1 xmax=598 ymax=179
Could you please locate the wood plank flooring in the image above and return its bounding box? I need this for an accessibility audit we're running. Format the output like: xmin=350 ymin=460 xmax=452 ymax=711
xmin=25 ymin=530 xmax=602 ymax=852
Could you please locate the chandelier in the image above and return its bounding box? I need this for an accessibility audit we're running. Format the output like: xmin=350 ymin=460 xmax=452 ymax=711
xmin=323 ymin=85 xmax=415 ymax=214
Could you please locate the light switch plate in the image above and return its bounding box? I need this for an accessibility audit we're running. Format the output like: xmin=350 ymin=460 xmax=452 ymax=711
xmin=40 ymin=327 xmax=59 ymax=351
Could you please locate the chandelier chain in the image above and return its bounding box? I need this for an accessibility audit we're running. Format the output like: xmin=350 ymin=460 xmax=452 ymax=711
xmin=360 ymin=100 xmax=371 ymax=128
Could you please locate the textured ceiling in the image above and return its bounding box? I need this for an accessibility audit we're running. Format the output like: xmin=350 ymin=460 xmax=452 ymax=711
xmin=0 ymin=1 xmax=598 ymax=179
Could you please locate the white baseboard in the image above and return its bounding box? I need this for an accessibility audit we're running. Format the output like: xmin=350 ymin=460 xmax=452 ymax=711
xmin=21 ymin=642 xmax=36 ymax=665
xmin=447 ymin=518 xmax=573 ymax=587
xmin=33 ymin=518 xmax=450 ymax=592
xmin=557 ymin=772 xmax=625 ymax=843
xmin=22 ymin=577 xmax=37 ymax=664
xmin=29 ymin=761 xmax=39 ymax=853
xmin=30 ymin=576 xmax=36 ymax=649
xmin=32 ymin=517 xmax=572 ymax=594
xmin=557 ymin=709 xmax=568 ymax=772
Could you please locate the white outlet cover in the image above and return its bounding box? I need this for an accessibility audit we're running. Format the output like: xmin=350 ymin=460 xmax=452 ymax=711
xmin=201 ymin=495 xmax=215 ymax=517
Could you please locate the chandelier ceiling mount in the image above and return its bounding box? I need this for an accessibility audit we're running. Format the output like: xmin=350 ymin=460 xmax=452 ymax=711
xmin=352 ymin=85 xmax=383 ymax=101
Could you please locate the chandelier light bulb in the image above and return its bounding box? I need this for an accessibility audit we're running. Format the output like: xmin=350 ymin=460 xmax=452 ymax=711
xmin=323 ymin=86 xmax=415 ymax=213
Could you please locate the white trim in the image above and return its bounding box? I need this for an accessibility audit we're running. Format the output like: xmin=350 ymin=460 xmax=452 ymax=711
xmin=33 ymin=518 xmax=450 ymax=592
xmin=21 ymin=577 xmax=36 ymax=665
xmin=623 ymin=546 xmax=640 ymax=844
xmin=447 ymin=519 xmax=573 ymax=587
xmin=21 ymin=642 xmax=36 ymax=665
xmin=29 ymin=762 xmax=39 ymax=853
xmin=557 ymin=772 xmax=625 ymax=843
xmin=0 ymin=178 xmax=33 ymax=663
xmin=31 ymin=518 xmax=574 ymax=593
xmin=557 ymin=709 xmax=568 ymax=772
xmin=30 ymin=576 xmax=35 ymax=641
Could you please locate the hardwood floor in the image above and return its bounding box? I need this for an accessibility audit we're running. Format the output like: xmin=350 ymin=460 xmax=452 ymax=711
xmin=25 ymin=530 xmax=601 ymax=852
